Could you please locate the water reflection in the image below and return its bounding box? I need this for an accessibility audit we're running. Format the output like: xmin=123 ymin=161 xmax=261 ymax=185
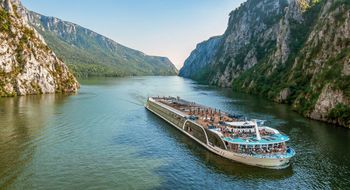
xmin=0 ymin=94 xmax=69 ymax=188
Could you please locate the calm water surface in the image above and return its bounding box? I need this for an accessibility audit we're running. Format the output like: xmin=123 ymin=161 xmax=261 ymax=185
xmin=0 ymin=76 xmax=350 ymax=189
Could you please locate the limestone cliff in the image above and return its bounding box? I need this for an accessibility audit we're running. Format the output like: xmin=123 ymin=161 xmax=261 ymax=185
xmin=179 ymin=0 xmax=350 ymax=128
xmin=179 ymin=36 xmax=222 ymax=81
xmin=0 ymin=0 xmax=79 ymax=96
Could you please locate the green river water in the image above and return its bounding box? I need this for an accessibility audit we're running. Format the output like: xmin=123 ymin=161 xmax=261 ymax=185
xmin=0 ymin=76 xmax=349 ymax=189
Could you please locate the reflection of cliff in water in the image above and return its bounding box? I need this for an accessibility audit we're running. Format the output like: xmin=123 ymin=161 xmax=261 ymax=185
xmin=0 ymin=94 xmax=69 ymax=188
xmin=148 ymin=112 xmax=293 ymax=180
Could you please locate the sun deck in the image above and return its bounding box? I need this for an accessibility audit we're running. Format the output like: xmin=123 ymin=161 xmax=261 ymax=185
xmin=152 ymin=96 xmax=289 ymax=144
xmin=155 ymin=96 xmax=236 ymax=125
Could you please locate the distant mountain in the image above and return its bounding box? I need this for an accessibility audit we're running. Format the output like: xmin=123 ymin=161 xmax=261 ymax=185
xmin=179 ymin=0 xmax=350 ymax=128
xmin=0 ymin=0 xmax=79 ymax=96
xmin=25 ymin=11 xmax=178 ymax=77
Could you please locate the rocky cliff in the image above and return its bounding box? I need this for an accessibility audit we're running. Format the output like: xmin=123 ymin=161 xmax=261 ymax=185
xmin=179 ymin=0 xmax=350 ymax=128
xmin=179 ymin=36 xmax=222 ymax=80
xmin=25 ymin=11 xmax=178 ymax=77
xmin=0 ymin=0 xmax=79 ymax=97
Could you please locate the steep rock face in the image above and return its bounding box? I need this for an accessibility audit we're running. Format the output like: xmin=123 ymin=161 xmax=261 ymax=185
xmin=180 ymin=0 xmax=350 ymax=128
xmin=179 ymin=36 xmax=222 ymax=81
xmin=0 ymin=0 xmax=79 ymax=97
xmin=209 ymin=0 xmax=289 ymax=87
xmin=180 ymin=0 xmax=291 ymax=87
xmin=310 ymin=84 xmax=349 ymax=127
xmin=26 ymin=11 xmax=178 ymax=77
xmin=287 ymin=0 xmax=350 ymax=127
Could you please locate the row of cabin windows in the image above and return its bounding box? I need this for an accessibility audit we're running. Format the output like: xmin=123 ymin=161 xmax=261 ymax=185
xmin=225 ymin=142 xmax=286 ymax=149
xmin=151 ymin=102 xmax=225 ymax=148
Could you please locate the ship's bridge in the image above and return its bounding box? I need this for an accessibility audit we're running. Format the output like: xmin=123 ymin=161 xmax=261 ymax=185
xmin=226 ymin=121 xmax=256 ymax=128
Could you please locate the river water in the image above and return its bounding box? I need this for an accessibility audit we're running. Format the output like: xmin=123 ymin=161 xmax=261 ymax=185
xmin=0 ymin=76 xmax=349 ymax=189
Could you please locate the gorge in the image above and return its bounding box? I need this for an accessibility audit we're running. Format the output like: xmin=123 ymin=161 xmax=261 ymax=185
xmin=1 ymin=0 xmax=350 ymax=189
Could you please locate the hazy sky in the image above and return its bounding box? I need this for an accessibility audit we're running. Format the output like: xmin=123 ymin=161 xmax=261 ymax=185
xmin=21 ymin=0 xmax=246 ymax=69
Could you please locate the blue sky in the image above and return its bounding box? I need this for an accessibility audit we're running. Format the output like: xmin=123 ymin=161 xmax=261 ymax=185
xmin=22 ymin=0 xmax=246 ymax=69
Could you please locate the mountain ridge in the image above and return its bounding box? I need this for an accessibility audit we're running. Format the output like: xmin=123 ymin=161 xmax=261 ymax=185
xmin=25 ymin=10 xmax=178 ymax=77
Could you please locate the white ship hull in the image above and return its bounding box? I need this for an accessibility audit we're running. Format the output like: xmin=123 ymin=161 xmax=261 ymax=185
xmin=145 ymin=100 xmax=292 ymax=169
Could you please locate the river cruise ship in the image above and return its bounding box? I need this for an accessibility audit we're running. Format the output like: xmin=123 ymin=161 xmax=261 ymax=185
xmin=145 ymin=96 xmax=295 ymax=169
